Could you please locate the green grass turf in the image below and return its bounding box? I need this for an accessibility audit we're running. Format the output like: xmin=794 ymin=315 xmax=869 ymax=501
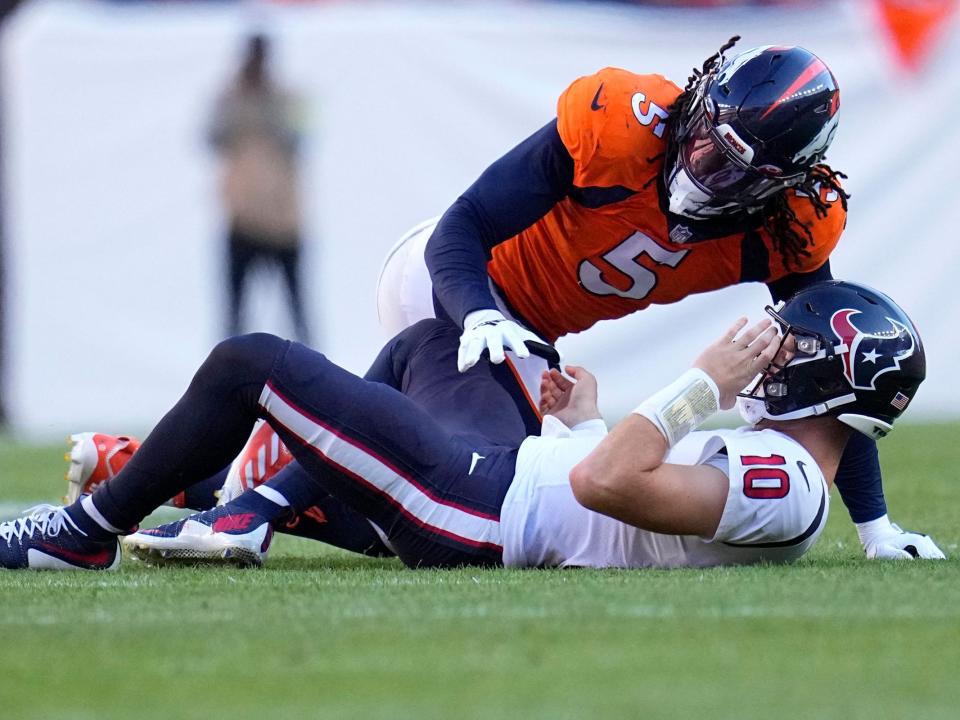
xmin=0 ymin=424 xmax=958 ymax=720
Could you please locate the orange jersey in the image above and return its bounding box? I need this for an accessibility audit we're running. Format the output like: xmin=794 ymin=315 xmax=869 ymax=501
xmin=487 ymin=68 xmax=846 ymax=343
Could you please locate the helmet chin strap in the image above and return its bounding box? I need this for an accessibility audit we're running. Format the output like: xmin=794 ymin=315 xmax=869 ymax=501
xmin=737 ymin=392 xmax=859 ymax=426
xmin=736 ymin=395 xmax=769 ymax=425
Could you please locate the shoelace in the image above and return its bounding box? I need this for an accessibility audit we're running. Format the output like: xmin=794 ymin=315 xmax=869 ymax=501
xmin=0 ymin=504 xmax=84 ymax=545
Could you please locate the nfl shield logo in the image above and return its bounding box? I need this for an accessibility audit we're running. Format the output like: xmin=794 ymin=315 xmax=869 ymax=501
xmin=670 ymin=224 xmax=694 ymax=245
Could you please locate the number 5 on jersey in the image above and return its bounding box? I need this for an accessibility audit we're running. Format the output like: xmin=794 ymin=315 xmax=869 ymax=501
xmin=632 ymin=92 xmax=669 ymax=138
xmin=578 ymin=231 xmax=688 ymax=301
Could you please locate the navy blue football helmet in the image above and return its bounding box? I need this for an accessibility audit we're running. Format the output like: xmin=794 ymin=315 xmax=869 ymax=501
xmin=666 ymin=45 xmax=841 ymax=218
xmin=739 ymin=281 xmax=926 ymax=439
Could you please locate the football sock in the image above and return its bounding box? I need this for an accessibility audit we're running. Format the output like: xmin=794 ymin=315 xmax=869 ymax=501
xmin=258 ymin=463 xmax=392 ymax=556
xmin=253 ymin=484 xmax=290 ymax=507
xmin=227 ymin=485 xmax=290 ymax=523
xmin=264 ymin=463 xmax=325 ymax=511
xmin=64 ymin=495 xmax=124 ymax=541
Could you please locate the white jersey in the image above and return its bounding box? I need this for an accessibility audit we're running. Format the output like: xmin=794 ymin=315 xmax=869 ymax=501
xmin=500 ymin=419 xmax=829 ymax=569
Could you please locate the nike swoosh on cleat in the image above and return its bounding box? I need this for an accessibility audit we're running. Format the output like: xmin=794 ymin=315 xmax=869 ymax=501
xmin=591 ymin=83 xmax=606 ymax=111
xmin=29 ymin=544 xmax=115 ymax=568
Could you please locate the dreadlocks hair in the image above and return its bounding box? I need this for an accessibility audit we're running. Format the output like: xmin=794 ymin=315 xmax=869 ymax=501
xmin=644 ymin=34 xmax=741 ymax=188
xmin=650 ymin=35 xmax=851 ymax=271
xmin=669 ymin=35 xmax=742 ymax=133
xmin=760 ymin=163 xmax=849 ymax=270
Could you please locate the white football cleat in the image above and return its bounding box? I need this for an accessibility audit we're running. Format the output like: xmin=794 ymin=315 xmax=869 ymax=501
xmin=122 ymin=505 xmax=273 ymax=568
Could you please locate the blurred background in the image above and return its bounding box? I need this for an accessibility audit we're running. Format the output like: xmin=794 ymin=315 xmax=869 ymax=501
xmin=0 ymin=0 xmax=957 ymax=438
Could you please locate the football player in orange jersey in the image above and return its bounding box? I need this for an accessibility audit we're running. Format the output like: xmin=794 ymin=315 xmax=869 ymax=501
xmin=375 ymin=38 xmax=941 ymax=559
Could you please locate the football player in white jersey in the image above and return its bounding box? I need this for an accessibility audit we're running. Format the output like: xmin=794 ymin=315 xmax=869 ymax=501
xmin=504 ymin=338 xmax=831 ymax=568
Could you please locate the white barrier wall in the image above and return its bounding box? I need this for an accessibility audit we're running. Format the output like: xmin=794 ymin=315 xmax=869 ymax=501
xmin=2 ymin=0 xmax=959 ymax=437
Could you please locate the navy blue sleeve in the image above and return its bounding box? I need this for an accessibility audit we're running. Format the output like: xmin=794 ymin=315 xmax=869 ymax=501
xmin=834 ymin=431 xmax=887 ymax=523
xmin=765 ymin=259 xmax=833 ymax=303
xmin=765 ymin=262 xmax=887 ymax=523
xmin=425 ymin=119 xmax=574 ymax=327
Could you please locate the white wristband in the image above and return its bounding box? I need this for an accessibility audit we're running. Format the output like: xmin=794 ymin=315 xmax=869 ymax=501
xmin=632 ymin=368 xmax=720 ymax=447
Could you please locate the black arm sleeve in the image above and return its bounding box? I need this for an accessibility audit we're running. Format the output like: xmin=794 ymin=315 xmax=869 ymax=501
xmin=425 ymin=119 xmax=574 ymax=327
xmin=766 ymin=261 xmax=887 ymax=523
xmin=834 ymin=431 xmax=888 ymax=523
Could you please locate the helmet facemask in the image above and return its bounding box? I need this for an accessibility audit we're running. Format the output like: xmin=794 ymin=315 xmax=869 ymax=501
xmin=737 ymin=304 xmax=862 ymax=428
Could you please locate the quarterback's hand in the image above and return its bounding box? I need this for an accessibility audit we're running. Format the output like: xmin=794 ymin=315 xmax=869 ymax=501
xmin=856 ymin=515 xmax=947 ymax=560
xmin=458 ymin=309 xmax=543 ymax=372
xmin=539 ymin=366 xmax=601 ymax=428
xmin=693 ymin=317 xmax=788 ymax=409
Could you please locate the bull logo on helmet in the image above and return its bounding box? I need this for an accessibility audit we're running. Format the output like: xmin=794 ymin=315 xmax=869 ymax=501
xmin=830 ymin=309 xmax=915 ymax=391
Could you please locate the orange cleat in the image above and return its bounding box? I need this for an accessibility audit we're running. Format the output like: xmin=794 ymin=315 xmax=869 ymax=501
xmin=64 ymin=432 xmax=141 ymax=504
xmin=218 ymin=420 xmax=295 ymax=505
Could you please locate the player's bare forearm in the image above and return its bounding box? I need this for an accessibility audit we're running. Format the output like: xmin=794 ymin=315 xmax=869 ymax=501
xmin=570 ymin=416 xmax=727 ymax=536
xmin=570 ymin=414 xmax=667 ymax=504
xmin=569 ymin=317 xmax=787 ymax=536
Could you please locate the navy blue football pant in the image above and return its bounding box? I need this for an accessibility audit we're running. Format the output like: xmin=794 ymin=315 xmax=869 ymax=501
xmin=90 ymin=320 xmax=537 ymax=567
xmin=260 ymin=318 xmax=541 ymax=556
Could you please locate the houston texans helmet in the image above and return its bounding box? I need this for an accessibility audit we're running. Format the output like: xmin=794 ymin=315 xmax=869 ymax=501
xmin=739 ymin=281 xmax=925 ymax=439
xmin=666 ymin=44 xmax=841 ymax=218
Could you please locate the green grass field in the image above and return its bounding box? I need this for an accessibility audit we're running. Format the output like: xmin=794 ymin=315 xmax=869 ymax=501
xmin=1 ymin=425 xmax=958 ymax=720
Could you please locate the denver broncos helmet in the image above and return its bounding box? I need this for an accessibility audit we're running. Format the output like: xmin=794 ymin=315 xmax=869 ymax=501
xmin=740 ymin=281 xmax=925 ymax=439
xmin=667 ymin=45 xmax=841 ymax=218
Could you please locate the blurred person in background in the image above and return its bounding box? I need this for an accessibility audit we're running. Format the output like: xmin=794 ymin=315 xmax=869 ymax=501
xmin=209 ymin=33 xmax=311 ymax=344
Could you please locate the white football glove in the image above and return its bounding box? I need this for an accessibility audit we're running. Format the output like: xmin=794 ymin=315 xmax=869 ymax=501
xmin=856 ymin=514 xmax=946 ymax=560
xmin=458 ymin=309 xmax=544 ymax=372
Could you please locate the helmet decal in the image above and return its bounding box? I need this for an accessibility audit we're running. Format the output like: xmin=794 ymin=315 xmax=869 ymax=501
xmin=830 ymin=309 xmax=916 ymax=391
xmin=716 ymin=123 xmax=755 ymax=163
xmin=715 ymin=45 xmax=772 ymax=85
xmin=791 ymin=112 xmax=839 ymax=165
xmin=759 ymin=57 xmax=830 ymax=120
